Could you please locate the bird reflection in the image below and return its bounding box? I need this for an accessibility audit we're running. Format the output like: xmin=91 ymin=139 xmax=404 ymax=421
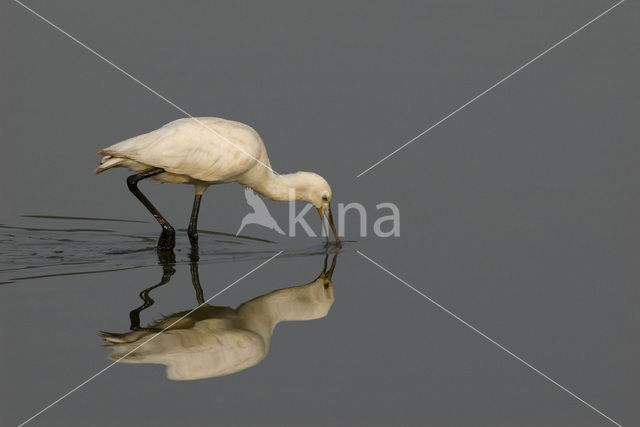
xmin=101 ymin=250 xmax=338 ymax=380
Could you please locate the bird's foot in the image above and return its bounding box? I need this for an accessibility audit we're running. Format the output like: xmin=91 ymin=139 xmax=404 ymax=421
xmin=324 ymin=240 xmax=342 ymax=250
xmin=189 ymin=247 xmax=200 ymax=261
xmin=157 ymin=229 xmax=175 ymax=251
xmin=188 ymin=229 xmax=199 ymax=248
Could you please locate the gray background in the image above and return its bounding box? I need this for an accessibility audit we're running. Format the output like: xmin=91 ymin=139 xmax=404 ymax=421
xmin=1 ymin=0 xmax=638 ymax=426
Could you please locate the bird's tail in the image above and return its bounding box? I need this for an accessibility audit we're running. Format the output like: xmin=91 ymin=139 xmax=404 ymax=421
xmin=99 ymin=331 xmax=133 ymax=344
xmin=95 ymin=154 xmax=125 ymax=174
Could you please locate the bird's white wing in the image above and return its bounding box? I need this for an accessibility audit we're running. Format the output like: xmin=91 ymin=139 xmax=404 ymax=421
xmin=105 ymin=323 xmax=268 ymax=380
xmin=99 ymin=118 xmax=268 ymax=182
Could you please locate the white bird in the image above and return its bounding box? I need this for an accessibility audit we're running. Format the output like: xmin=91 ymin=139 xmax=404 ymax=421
xmin=101 ymin=253 xmax=338 ymax=380
xmin=96 ymin=117 xmax=340 ymax=249
xmin=236 ymin=187 xmax=285 ymax=236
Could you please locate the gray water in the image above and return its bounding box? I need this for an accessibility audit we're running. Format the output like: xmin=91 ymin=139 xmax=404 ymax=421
xmin=1 ymin=1 xmax=638 ymax=426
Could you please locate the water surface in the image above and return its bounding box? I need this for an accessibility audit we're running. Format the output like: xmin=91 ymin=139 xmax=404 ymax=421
xmin=2 ymin=1 xmax=638 ymax=425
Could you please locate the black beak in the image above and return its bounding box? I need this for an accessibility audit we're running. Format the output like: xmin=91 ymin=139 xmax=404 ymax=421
xmin=318 ymin=203 xmax=341 ymax=248
xmin=319 ymin=251 xmax=339 ymax=280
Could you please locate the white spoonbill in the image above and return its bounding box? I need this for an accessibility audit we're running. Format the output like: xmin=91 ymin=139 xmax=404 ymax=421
xmin=96 ymin=117 xmax=340 ymax=250
xmin=101 ymin=253 xmax=338 ymax=380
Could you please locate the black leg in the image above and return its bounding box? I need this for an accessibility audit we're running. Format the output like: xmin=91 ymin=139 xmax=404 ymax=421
xmin=187 ymin=193 xmax=202 ymax=247
xmin=127 ymin=168 xmax=175 ymax=250
xmin=129 ymin=251 xmax=176 ymax=330
xmin=189 ymin=249 xmax=205 ymax=305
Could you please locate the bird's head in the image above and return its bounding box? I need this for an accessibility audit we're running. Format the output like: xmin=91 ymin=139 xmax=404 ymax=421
xmin=292 ymin=172 xmax=340 ymax=247
xmin=295 ymin=172 xmax=331 ymax=209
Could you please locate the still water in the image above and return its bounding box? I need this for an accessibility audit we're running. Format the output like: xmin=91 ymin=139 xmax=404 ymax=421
xmin=1 ymin=211 xmax=636 ymax=426
xmin=2 ymin=0 xmax=638 ymax=425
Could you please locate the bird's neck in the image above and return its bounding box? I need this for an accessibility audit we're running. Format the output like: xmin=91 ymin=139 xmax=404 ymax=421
xmin=237 ymin=282 xmax=324 ymax=336
xmin=248 ymin=172 xmax=308 ymax=202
